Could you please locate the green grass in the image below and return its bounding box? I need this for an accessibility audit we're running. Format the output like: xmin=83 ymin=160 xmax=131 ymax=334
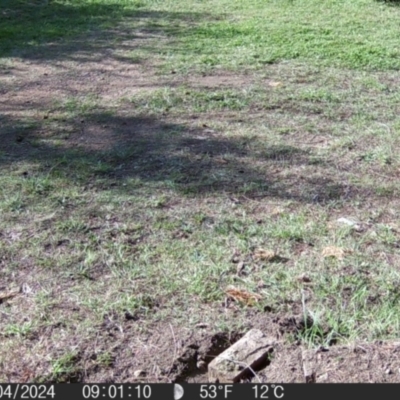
xmin=156 ymin=0 xmax=400 ymax=72
xmin=2 ymin=0 xmax=400 ymax=383
xmin=2 ymin=0 xmax=400 ymax=70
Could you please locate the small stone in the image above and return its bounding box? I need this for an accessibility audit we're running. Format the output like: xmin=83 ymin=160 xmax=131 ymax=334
xmin=385 ymin=368 xmax=392 ymax=375
xmin=317 ymin=372 xmax=329 ymax=382
xmin=133 ymin=370 xmax=146 ymax=378
xmin=197 ymin=360 xmax=207 ymax=371
xmin=236 ymin=261 xmax=245 ymax=276
xmin=337 ymin=217 xmax=364 ymax=232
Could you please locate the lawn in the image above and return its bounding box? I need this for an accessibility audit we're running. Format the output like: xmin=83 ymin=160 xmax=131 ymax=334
xmin=1 ymin=0 xmax=400 ymax=383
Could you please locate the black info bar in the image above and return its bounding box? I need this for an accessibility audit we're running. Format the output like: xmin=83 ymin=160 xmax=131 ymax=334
xmin=0 ymin=384 xmax=396 ymax=400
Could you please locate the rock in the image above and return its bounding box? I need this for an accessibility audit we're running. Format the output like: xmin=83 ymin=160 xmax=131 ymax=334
xmin=317 ymin=372 xmax=329 ymax=382
xmin=133 ymin=370 xmax=146 ymax=378
xmin=337 ymin=217 xmax=364 ymax=232
xmin=208 ymin=329 xmax=274 ymax=383
xmin=236 ymin=261 xmax=245 ymax=276
xmin=197 ymin=360 xmax=207 ymax=371
xmin=337 ymin=217 xmax=357 ymax=226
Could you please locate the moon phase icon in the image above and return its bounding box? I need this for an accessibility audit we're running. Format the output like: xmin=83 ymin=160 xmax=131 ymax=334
xmin=173 ymin=384 xmax=184 ymax=400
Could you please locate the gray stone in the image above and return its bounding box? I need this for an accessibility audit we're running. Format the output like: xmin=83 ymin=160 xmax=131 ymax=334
xmin=133 ymin=370 xmax=146 ymax=378
xmin=337 ymin=217 xmax=364 ymax=232
xmin=208 ymin=329 xmax=274 ymax=383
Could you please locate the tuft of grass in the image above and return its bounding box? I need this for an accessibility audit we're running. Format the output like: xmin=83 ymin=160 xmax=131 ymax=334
xmin=49 ymin=352 xmax=82 ymax=383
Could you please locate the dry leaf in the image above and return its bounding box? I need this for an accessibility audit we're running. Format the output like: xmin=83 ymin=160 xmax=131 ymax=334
xmin=321 ymin=246 xmax=350 ymax=259
xmin=253 ymin=248 xmax=278 ymax=262
xmin=269 ymin=81 xmax=283 ymax=87
xmin=271 ymin=207 xmax=285 ymax=216
xmin=225 ymin=287 xmax=262 ymax=306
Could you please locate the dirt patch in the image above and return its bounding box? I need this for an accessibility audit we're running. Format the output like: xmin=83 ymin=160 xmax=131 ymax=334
xmin=260 ymin=341 xmax=400 ymax=383
xmin=2 ymin=279 xmax=400 ymax=383
xmin=98 ymin=319 xmax=400 ymax=383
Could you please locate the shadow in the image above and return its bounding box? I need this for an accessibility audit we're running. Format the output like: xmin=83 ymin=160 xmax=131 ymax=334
xmin=0 ymin=104 xmax=360 ymax=204
xmin=376 ymin=0 xmax=400 ymax=5
xmin=0 ymin=1 xmax=374 ymax=205
xmin=0 ymin=0 xmax=217 ymax=61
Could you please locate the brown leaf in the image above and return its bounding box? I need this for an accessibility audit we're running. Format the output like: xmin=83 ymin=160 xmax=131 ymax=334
xmin=253 ymin=248 xmax=278 ymax=262
xmin=269 ymin=81 xmax=283 ymax=87
xmin=321 ymin=246 xmax=350 ymax=259
xmin=225 ymin=287 xmax=262 ymax=306
xmin=271 ymin=207 xmax=284 ymax=216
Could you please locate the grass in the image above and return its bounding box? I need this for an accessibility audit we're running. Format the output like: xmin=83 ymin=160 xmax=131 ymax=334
xmin=0 ymin=0 xmax=142 ymax=56
xmin=157 ymin=0 xmax=400 ymax=73
xmin=1 ymin=0 xmax=400 ymax=382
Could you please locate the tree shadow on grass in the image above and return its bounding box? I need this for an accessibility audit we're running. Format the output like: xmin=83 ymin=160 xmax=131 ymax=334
xmin=0 ymin=0 xmax=219 ymax=62
xmin=0 ymin=106 xmax=362 ymax=205
xmin=0 ymin=2 xmax=374 ymax=205
xmin=376 ymin=0 xmax=400 ymax=6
